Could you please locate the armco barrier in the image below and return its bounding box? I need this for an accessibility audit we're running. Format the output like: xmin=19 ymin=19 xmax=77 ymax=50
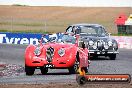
xmin=0 ymin=32 xmax=132 ymax=49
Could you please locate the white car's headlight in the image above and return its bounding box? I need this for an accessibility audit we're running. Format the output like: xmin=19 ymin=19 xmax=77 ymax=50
xmin=34 ymin=47 xmax=41 ymax=56
xmin=108 ymin=41 xmax=113 ymax=46
xmin=58 ymin=48 xmax=65 ymax=57
xmin=89 ymin=40 xmax=94 ymax=46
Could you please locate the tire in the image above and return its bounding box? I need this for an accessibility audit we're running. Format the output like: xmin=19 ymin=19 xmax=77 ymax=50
xmin=109 ymin=54 xmax=116 ymax=60
xmin=25 ymin=66 xmax=35 ymax=76
xmin=89 ymin=54 xmax=98 ymax=60
xmin=68 ymin=64 xmax=78 ymax=74
xmin=68 ymin=53 xmax=80 ymax=74
xmin=40 ymin=67 xmax=48 ymax=75
xmin=83 ymin=67 xmax=89 ymax=73
xmin=76 ymin=76 xmax=86 ymax=85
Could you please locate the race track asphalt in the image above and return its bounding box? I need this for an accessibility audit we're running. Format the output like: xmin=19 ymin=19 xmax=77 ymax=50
xmin=0 ymin=44 xmax=132 ymax=84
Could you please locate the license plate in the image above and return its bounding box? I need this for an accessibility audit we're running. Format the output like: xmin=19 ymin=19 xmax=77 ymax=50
xmin=45 ymin=64 xmax=54 ymax=67
xmin=97 ymin=52 xmax=100 ymax=54
xmin=102 ymin=52 xmax=105 ymax=54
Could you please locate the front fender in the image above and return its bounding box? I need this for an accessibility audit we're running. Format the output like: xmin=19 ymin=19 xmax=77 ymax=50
xmin=65 ymin=46 xmax=78 ymax=66
xmin=25 ymin=45 xmax=36 ymax=65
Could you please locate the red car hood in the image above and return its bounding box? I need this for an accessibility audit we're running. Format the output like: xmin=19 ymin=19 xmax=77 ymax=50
xmin=42 ymin=42 xmax=77 ymax=50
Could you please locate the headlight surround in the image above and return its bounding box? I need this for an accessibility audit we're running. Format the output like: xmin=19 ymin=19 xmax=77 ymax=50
xmin=113 ymin=41 xmax=118 ymax=50
xmin=108 ymin=41 xmax=113 ymax=46
xmin=58 ymin=48 xmax=65 ymax=57
xmin=34 ymin=47 xmax=41 ymax=56
xmin=88 ymin=40 xmax=94 ymax=46
xmin=104 ymin=44 xmax=109 ymax=49
xmin=97 ymin=41 xmax=102 ymax=47
xmin=92 ymin=42 xmax=97 ymax=49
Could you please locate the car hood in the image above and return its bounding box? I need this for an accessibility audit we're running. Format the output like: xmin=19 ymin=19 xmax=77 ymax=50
xmin=41 ymin=43 xmax=78 ymax=58
xmin=80 ymin=35 xmax=114 ymax=42
xmin=42 ymin=42 xmax=77 ymax=50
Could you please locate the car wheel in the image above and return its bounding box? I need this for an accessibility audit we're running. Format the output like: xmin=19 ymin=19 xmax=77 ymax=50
xmin=83 ymin=67 xmax=89 ymax=73
xmin=109 ymin=54 xmax=116 ymax=60
xmin=76 ymin=75 xmax=86 ymax=85
xmin=25 ymin=66 xmax=35 ymax=76
xmin=40 ymin=67 xmax=48 ymax=75
xmin=89 ymin=54 xmax=98 ymax=60
xmin=68 ymin=53 xmax=79 ymax=74
xmin=68 ymin=64 xmax=78 ymax=74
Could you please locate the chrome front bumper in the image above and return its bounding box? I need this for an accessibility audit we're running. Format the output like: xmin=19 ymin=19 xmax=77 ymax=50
xmin=89 ymin=50 xmax=119 ymax=55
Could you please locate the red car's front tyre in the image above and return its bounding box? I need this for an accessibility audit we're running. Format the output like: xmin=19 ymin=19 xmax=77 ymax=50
xmin=68 ymin=64 xmax=79 ymax=74
xmin=25 ymin=66 xmax=35 ymax=76
xmin=40 ymin=67 xmax=48 ymax=75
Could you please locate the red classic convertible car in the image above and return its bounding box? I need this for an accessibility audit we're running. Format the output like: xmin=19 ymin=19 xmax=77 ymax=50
xmin=25 ymin=34 xmax=90 ymax=75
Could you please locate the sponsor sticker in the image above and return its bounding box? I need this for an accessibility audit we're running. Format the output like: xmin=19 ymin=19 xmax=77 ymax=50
xmin=76 ymin=74 xmax=131 ymax=85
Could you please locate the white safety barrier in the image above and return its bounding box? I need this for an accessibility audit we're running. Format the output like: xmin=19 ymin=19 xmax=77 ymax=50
xmin=112 ymin=36 xmax=132 ymax=49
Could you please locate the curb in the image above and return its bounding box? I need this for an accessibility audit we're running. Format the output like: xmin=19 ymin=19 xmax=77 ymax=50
xmin=0 ymin=64 xmax=6 ymax=71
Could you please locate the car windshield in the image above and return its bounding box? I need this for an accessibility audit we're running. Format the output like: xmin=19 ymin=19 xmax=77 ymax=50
xmin=80 ymin=26 xmax=107 ymax=37
xmin=46 ymin=34 xmax=76 ymax=44
xmin=61 ymin=35 xmax=76 ymax=44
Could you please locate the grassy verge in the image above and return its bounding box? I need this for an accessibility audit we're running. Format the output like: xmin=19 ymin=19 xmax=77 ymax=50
xmin=0 ymin=22 xmax=44 ymax=27
xmin=1 ymin=29 xmax=132 ymax=36
xmin=0 ymin=29 xmax=49 ymax=34
xmin=112 ymin=34 xmax=132 ymax=36
xmin=0 ymin=21 xmax=67 ymax=27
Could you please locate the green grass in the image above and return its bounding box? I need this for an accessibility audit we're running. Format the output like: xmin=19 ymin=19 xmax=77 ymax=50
xmin=0 ymin=29 xmax=49 ymax=34
xmin=0 ymin=22 xmax=10 ymax=25
xmin=0 ymin=21 xmax=67 ymax=27
xmin=0 ymin=21 xmax=67 ymax=33
xmin=0 ymin=22 xmax=44 ymax=27
xmin=1 ymin=29 xmax=132 ymax=36
xmin=112 ymin=34 xmax=132 ymax=36
xmin=0 ymin=21 xmax=131 ymax=36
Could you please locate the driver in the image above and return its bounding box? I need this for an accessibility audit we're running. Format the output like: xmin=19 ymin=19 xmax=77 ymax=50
xmin=72 ymin=26 xmax=77 ymax=34
xmin=72 ymin=26 xmax=81 ymax=34
xmin=48 ymin=34 xmax=58 ymax=42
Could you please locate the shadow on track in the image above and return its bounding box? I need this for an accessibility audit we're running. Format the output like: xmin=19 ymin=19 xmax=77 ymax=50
xmin=35 ymin=72 xmax=71 ymax=75
xmin=90 ymin=56 xmax=110 ymax=61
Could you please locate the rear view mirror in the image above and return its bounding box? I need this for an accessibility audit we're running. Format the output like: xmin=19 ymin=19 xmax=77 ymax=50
xmin=108 ymin=33 xmax=111 ymax=37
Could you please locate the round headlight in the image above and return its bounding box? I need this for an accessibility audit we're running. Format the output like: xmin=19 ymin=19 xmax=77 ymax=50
xmin=113 ymin=42 xmax=118 ymax=50
xmin=104 ymin=44 xmax=109 ymax=49
xmin=108 ymin=41 xmax=113 ymax=46
xmin=97 ymin=41 xmax=102 ymax=47
xmin=34 ymin=47 xmax=41 ymax=56
xmin=58 ymin=48 xmax=65 ymax=57
xmin=89 ymin=40 xmax=94 ymax=46
xmin=92 ymin=42 xmax=97 ymax=49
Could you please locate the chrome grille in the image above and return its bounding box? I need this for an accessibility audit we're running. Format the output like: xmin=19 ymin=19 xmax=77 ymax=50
xmin=46 ymin=47 xmax=54 ymax=62
xmin=97 ymin=40 xmax=104 ymax=51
